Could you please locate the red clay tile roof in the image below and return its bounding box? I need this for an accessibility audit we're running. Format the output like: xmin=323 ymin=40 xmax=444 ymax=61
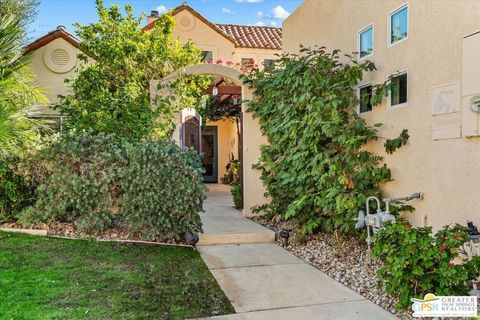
xmin=143 ymin=4 xmax=282 ymax=50
xmin=26 ymin=27 xmax=80 ymax=53
xmin=216 ymin=24 xmax=282 ymax=50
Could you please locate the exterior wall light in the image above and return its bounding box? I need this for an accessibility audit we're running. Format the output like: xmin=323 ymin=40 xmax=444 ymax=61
xmin=279 ymin=229 xmax=291 ymax=247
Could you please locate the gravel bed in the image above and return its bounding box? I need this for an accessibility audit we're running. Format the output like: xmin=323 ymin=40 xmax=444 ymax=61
xmin=251 ymin=216 xmax=413 ymax=320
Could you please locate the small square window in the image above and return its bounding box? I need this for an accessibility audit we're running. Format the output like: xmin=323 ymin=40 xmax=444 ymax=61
xmin=201 ymin=51 xmax=213 ymax=63
xmin=359 ymin=26 xmax=373 ymax=58
xmin=263 ymin=59 xmax=275 ymax=70
xmin=389 ymin=5 xmax=408 ymax=45
xmin=359 ymin=85 xmax=373 ymax=113
xmin=390 ymin=72 xmax=407 ymax=107
xmin=241 ymin=58 xmax=254 ymax=67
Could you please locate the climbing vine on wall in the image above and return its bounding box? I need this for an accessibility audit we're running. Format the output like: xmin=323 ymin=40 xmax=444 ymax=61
xmin=241 ymin=47 xmax=409 ymax=235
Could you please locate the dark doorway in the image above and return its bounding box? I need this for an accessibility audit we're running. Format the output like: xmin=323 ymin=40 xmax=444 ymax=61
xmin=183 ymin=116 xmax=201 ymax=153
xmin=201 ymin=126 xmax=218 ymax=183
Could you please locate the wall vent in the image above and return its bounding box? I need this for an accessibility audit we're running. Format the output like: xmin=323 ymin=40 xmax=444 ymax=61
xmin=50 ymin=48 xmax=70 ymax=66
xmin=43 ymin=44 xmax=76 ymax=74
xmin=178 ymin=14 xmax=195 ymax=31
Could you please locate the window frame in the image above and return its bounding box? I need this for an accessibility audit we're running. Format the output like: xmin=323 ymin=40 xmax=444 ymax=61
xmin=241 ymin=57 xmax=255 ymax=67
xmin=357 ymin=82 xmax=373 ymax=115
xmin=387 ymin=3 xmax=409 ymax=47
xmin=358 ymin=24 xmax=374 ymax=60
xmin=388 ymin=69 xmax=408 ymax=110
xmin=201 ymin=50 xmax=214 ymax=63
xmin=263 ymin=59 xmax=276 ymax=70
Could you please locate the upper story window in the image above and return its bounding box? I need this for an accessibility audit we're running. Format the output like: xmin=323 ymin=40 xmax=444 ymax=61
xmin=359 ymin=84 xmax=373 ymax=113
xmin=241 ymin=58 xmax=255 ymax=67
xmin=201 ymin=51 xmax=213 ymax=63
xmin=263 ymin=59 xmax=276 ymax=70
xmin=358 ymin=25 xmax=373 ymax=59
xmin=389 ymin=4 xmax=408 ymax=45
xmin=390 ymin=71 xmax=408 ymax=108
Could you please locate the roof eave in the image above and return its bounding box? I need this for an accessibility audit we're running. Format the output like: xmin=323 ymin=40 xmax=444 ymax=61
xmin=143 ymin=4 xmax=238 ymax=46
xmin=235 ymin=45 xmax=282 ymax=50
xmin=26 ymin=29 xmax=80 ymax=53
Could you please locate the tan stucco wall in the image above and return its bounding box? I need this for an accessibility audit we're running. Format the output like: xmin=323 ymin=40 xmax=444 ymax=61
xmin=28 ymin=37 xmax=82 ymax=116
xmin=170 ymin=10 xmax=280 ymax=67
xmin=172 ymin=10 xmax=236 ymax=64
xmin=242 ymin=86 xmax=269 ymax=216
xmin=283 ymin=0 xmax=480 ymax=230
xmin=206 ymin=118 xmax=238 ymax=180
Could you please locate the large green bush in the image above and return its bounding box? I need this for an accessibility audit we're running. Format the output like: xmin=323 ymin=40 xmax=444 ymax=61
xmin=372 ymin=219 xmax=480 ymax=310
xmin=18 ymin=132 xmax=204 ymax=241
xmin=0 ymin=157 xmax=35 ymax=221
xmin=241 ymin=47 xmax=408 ymax=234
xmin=56 ymin=0 xmax=208 ymax=140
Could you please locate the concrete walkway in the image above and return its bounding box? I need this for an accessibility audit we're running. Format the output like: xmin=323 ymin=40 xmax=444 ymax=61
xmin=198 ymin=184 xmax=275 ymax=245
xmin=197 ymin=184 xmax=398 ymax=320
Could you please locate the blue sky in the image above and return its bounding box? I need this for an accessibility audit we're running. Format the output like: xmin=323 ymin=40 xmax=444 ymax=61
xmin=29 ymin=0 xmax=303 ymax=40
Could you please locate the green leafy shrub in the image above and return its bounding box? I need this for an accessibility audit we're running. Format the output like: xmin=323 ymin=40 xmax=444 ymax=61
xmin=241 ymin=47 xmax=408 ymax=234
xmin=372 ymin=218 xmax=480 ymax=310
xmin=0 ymin=157 xmax=34 ymax=221
xmin=120 ymin=141 xmax=204 ymax=240
xmin=18 ymin=132 xmax=204 ymax=241
xmin=56 ymin=0 xmax=208 ymax=140
xmin=231 ymin=183 xmax=242 ymax=210
xmin=221 ymin=160 xmax=241 ymax=185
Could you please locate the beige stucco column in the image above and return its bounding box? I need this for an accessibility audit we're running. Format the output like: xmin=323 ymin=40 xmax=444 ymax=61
xmin=153 ymin=64 xmax=268 ymax=216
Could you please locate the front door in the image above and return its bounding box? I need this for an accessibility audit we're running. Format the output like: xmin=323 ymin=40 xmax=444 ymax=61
xmin=183 ymin=116 xmax=200 ymax=152
xmin=201 ymin=126 xmax=218 ymax=183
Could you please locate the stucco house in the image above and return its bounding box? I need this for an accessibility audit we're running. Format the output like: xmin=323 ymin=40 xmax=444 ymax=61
xmin=26 ymin=3 xmax=281 ymax=185
xmin=279 ymin=0 xmax=480 ymax=230
xmin=28 ymin=0 xmax=480 ymax=231
xmin=26 ymin=27 xmax=82 ymax=128
xmin=145 ymin=4 xmax=281 ymax=183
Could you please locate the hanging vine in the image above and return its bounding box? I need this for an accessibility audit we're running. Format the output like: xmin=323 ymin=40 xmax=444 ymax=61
xmin=241 ymin=47 xmax=409 ymax=235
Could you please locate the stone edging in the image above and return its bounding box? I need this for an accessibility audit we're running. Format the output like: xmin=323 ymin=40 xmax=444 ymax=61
xmin=0 ymin=227 xmax=194 ymax=249
xmin=0 ymin=227 xmax=48 ymax=236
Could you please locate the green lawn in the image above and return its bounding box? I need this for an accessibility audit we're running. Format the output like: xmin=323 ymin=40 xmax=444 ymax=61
xmin=0 ymin=231 xmax=234 ymax=320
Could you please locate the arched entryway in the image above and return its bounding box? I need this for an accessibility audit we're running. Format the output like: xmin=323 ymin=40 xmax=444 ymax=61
xmin=151 ymin=64 xmax=267 ymax=216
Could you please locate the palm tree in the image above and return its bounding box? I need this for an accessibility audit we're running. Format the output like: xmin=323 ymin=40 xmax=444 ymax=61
xmin=0 ymin=11 xmax=47 ymax=157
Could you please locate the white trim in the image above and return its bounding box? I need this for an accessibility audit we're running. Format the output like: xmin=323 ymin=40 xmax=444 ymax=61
xmin=387 ymin=3 xmax=409 ymax=47
xmin=388 ymin=69 xmax=408 ymax=109
xmin=358 ymin=24 xmax=374 ymax=60
xmin=357 ymin=82 xmax=373 ymax=114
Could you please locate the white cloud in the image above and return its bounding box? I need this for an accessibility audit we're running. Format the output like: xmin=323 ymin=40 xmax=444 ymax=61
xmin=270 ymin=21 xmax=277 ymax=27
xmin=155 ymin=5 xmax=167 ymax=14
xmin=271 ymin=5 xmax=290 ymax=20
xmin=256 ymin=11 xmax=263 ymax=17
xmin=254 ymin=21 xmax=266 ymax=26
xmin=222 ymin=7 xmax=236 ymax=14
xmin=235 ymin=0 xmax=263 ymax=3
